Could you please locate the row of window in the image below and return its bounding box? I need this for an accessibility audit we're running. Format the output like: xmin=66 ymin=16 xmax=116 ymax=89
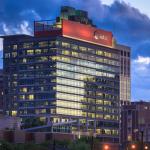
xmin=57 ymin=63 xmax=118 ymax=78
xmin=56 ymin=54 xmax=119 ymax=67
xmin=60 ymin=42 xmax=119 ymax=59
xmin=57 ymin=69 xmax=116 ymax=81
xmin=5 ymin=41 xmax=57 ymax=50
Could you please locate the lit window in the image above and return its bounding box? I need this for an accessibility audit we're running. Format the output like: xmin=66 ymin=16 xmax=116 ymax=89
xmin=62 ymin=50 xmax=70 ymax=55
xmin=23 ymin=58 xmax=27 ymax=63
xmin=29 ymin=94 xmax=34 ymax=100
xmin=62 ymin=42 xmax=70 ymax=48
xmin=12 ymin=52 xmax=17 ymax=57
xmin=79 ymin=46 xmax=86 ymax=51
xmin=71 ymin=44 xmax=78 ymax=50
xmin=35 ymin=49 xmax=42 ymax=54
xmin=27 ymin=50 xmax=34 ymax=55
xmin=20 ymin=95 xmax=25 ymax=100
xmin=12 ymin=110 xmax=17 ymax=116
xmin=13 ymin=45 xmax=17 ymax=50
xmin=5 ymin=53 xmax=10 ymax=58
xmin=39 ymin=41 xmax=48 ymax=47
xmin=23 ymin=43 xmax=33 ymax=48
xmin=21 ymin=88 xmax=27 ymax=93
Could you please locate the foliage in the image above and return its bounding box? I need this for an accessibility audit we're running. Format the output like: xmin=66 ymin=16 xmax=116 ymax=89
xmin=22 ymin=118 xmax=45 ymax=129
xmin=68 ymin=139 xmax=90 ymax=150
xmin=0 ymin=141 xmax=48 ymax=150
xmin=0 ymin=141 xmax=13 ymax=150
xmin=0 ymin=137 xmax=92 ymax=150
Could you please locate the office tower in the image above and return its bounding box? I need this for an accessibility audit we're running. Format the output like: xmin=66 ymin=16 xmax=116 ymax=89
xmin=2 ymin=6 xmax=130 ymax=146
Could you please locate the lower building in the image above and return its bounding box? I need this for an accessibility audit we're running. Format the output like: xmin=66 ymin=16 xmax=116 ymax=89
xmin=0 ymin=115 xmax=21 ymax=130
xmin=121 ymin=101 xmax=150 ymax=146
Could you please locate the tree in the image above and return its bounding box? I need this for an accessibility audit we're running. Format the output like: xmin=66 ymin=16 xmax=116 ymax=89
xmin=68 ymin=140 xmax=90 ymax=150
xmin=0 ymin=141 xmax=13 ymax=150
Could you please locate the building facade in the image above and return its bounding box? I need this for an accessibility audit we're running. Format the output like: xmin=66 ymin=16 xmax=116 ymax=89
xmin=0 ymin=69 xmax=3 ymax=114
xmin=2 ymin=6 xmax=131 ymax=145
xmin=115 ymin=44 xmax=131 ymax=105
xmin=121 ymin=101 xmax=150 ymax=144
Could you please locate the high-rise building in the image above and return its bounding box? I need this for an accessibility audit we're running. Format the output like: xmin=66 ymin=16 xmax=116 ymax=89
xmin=0 ymin=69 xmax=3 ymax=114
xmin=2 ymin=6 xmax=130 ymax=146
xmin=115 ymin=44 xmax=131 ymax=105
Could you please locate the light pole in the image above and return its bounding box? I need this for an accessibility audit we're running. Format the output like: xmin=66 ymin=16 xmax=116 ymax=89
xmin=134 ymin=129 xmax=144 ymax=150
xmin=140 ymin=131 xmax=144 ymax=150
xmin=144 ymin=145 xmax=148 ymax=150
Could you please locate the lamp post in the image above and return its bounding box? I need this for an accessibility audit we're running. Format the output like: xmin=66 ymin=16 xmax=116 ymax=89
xmin=140 ymin=131 xmax=144 ymax=150
xmin=104 ymin=144 xmax=109 ymax=150
xmin=53 ymin=139 xmax=56 ymax=150
xmin=91 ymin=135 xmax=94 ymax=150
xmin=144 ymin=145 xmax=148 ymax=150
xmin=131 ymin=144 xmax=136 ymax=150
xmin=134 ymin=129 xmax=144 ymax=150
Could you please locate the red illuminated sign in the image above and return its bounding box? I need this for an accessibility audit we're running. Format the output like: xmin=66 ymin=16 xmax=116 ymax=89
xmin=62 ymin=19 xmax=113 ymax=47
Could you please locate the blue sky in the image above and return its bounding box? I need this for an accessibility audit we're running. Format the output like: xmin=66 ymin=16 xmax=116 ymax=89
xmin=0 ymin=0 xmax=150 ymax=101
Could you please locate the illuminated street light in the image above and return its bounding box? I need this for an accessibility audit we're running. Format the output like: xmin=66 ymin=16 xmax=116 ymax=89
xmin=131 ymin=144 xmax=136 ymax=149
xmin=104 ymin=145 xmax=109 ymax=150
xmin=144 ymin=146 xmax=148 ymax=150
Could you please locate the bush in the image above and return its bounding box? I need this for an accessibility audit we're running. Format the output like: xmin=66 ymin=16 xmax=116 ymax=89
xmin=68 ymin=140 xmax=90 ymax=150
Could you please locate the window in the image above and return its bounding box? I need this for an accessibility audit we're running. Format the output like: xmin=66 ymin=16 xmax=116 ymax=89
xmin=29 ymin=94 xmax=34 ymax=100
xmin=35 ymin=49 xmax=42 ymax=54
xmin=13 ymin=45 xmax=17 ymax=50
xmin=23 ymin=42 xmax=33 ymax=49
xmin=23 ymin=58 xmax=27 ymax=63
xmin=27 ymin=50 xmax=34 ymax=55
xmin=62 ymin=42 xmax=70 ymax=48
xmin=49 ymin=41 xmax=56 ymax=47
xmin=79 ymin=46 xmax=86 ymax=51
xmin=5 ymin=53 xmax=10 ymax=58
xmin=71 ymin=44 xmax=78 ymax=50
xmin=39 ymin=41 xmax=48 ymax=47
xmin=12 ymin=111 xmax=17 ymax=116
xmin=20 ymin=88 xmax=27 ymax=93
xmin=12 ymin=52 xmax=17 ymax=58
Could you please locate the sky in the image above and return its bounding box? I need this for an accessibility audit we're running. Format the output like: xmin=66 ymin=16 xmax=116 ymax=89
xmin=0 ymin=0 xmax=150 ymax=101
xmin=101 ymin=0 xmax=150 ymax=17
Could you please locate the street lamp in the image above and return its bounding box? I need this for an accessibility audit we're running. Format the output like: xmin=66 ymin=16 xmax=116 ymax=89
xmin=144 ymin=146 xmax=148 ymax=150
xmin=104 ymin=144 xmax=109 ymax=150
xmin=131 ymin=144 xmax=136 ymax=149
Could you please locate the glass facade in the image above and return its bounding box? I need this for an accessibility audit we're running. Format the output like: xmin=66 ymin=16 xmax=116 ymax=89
xmin=3 ymin=35 xmax=120 ymax=143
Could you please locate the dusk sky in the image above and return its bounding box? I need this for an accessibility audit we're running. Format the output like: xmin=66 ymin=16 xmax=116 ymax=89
xmin=0 ymin=0 xmax=150 ymax=101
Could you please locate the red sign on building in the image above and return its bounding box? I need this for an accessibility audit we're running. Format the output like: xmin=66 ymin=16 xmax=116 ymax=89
xmin=62 ymin=19 xmax=113 ymax=47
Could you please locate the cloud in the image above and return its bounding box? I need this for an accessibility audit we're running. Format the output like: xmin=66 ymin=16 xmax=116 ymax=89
xmin=0 ymin=0 xmax=150 ymax=55
xmin=132 ymin=56 xmax=150 ymax=100
xmin=0 ymin=39 xmax=3 ymax=51
xmin=134 ymin=56 xmax=150 ymax=65
xmin=0 ymin=0 xmax=150 ymax=100
xmin=2 ymin=21 xmax=31 ymax=35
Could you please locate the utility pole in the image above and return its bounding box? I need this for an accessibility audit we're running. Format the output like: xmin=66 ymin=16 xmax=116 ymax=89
xmin=141 ymin=131 xmax=144 ymax=150
xmin=53 ymin=139 xmax=56 ymax=150
xmin=91 ymin=135 xmax=94 ymax=150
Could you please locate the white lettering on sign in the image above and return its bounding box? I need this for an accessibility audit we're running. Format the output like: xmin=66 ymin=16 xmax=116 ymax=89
xmin=94 ymin=30 xmax=108 ymax=41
